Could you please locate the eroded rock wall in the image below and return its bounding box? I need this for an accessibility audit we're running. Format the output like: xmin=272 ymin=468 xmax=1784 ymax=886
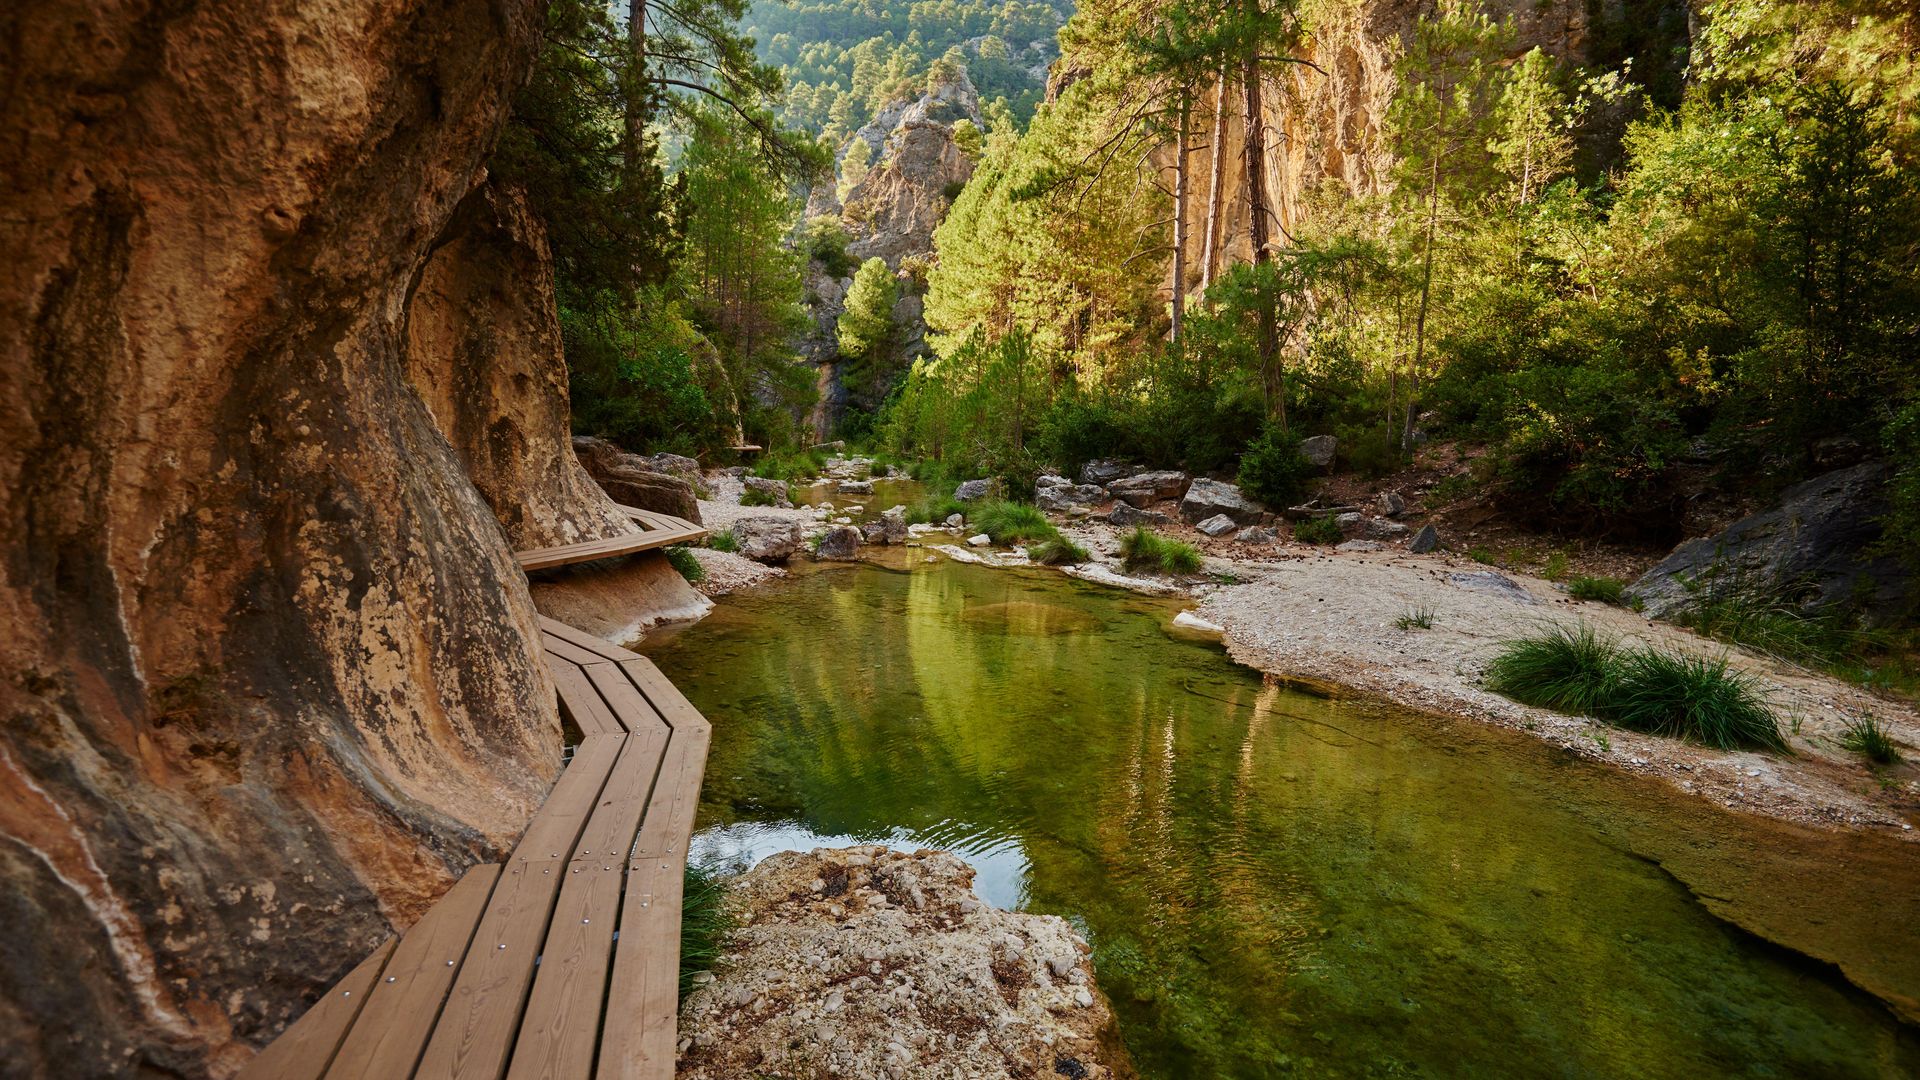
xmin=406 ymin=179 xmax=639 ymax=550
xmin=0 ymin=0 xmax=550 ymax=1074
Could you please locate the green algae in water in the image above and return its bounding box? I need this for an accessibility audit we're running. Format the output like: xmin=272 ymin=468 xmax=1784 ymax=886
xmin=643 ymin=561 xmax=1920 ymax=1079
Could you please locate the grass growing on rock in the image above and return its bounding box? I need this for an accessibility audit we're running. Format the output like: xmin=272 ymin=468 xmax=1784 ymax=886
xmin=1119 ymin=526 xmax=1202 ymax=575
xmin=1485 ymin=624 xmax=1787 ymax=752
xmin=1293 ymin=516 xmax=1343 ymax=545
xmin=1027 ymin=537 xmax=1090 ymax=565
xmin=706 ymin=530 xmax=738 ymax=554
xmin=680 ymin=862 xmax=732 ymax=1001
xmin=665 ymin=545 xmax=706 ymax=583
xmin=972 ymin=501 xmax=1058 ymax=544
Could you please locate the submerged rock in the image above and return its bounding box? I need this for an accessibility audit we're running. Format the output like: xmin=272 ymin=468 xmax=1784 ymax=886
xmin=677 ymin=848 xmax=1126 ymax=1080
xmin=816 ymin=524 xmax=863 ymax=560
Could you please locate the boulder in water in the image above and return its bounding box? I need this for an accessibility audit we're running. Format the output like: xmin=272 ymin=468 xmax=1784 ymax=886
xmin=732 ymin=517 xmax=802 ymax=562
xmin=816 ymin=524 xmax=863 ymax=560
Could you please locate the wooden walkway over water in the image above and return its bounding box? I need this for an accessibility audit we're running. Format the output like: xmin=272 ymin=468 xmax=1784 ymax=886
xmin=244 ymin=512 xmax=711 ymax=1080
xmin=516 ymin=506 xmax=706 ymax=572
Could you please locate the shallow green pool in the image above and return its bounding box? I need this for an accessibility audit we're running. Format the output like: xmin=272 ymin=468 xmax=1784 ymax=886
xmin=641 ymin=560 xmax=1920 ymax=1078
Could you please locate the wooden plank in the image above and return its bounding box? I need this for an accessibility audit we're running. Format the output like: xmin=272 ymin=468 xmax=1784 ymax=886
xmin=567 ymin=713 xmax=669 ymax=866
xmin=504 ymin=865 xmax=628 ymax=1080
xmin=549 ymin=661 xmax=623 ymax=737
xmin=539 ymin=618 xmax=638 ymax=664
xmin=615 ymin=659 xmax=712 ymax=740
xmin=595 ymin=721 xmax=712 ymax=1080
xmin=413 ymin=860 xmax=566 ymax=1080
xmin=238 ymin=938 xmax=396 ymax=1080
xmin=514 ymin=736 xmax=622 ymax=863
xmin=324 ymin=864 xmax=501 ymax=1080
xmin=516 ymin=532 xmax=690 ymax=572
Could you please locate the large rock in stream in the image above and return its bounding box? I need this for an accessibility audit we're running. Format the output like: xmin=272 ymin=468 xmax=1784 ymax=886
xmin=677 ymin=848 xmax=1129 ymax=1080
xmin=0 ymin=0 xmax=552 ymax=1073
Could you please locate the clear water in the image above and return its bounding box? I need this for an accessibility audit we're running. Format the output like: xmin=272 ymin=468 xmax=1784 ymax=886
xmin=641 ymin=559 xmax=1920 ymax=1079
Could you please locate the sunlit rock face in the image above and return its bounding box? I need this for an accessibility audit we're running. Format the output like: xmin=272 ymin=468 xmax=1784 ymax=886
xmin=0 ymin=0 xmax=551 ymax=1074
xmin=405 ymin=179 xmax=638 ymax=550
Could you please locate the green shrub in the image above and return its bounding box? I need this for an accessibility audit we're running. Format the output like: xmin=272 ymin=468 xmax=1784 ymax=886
xmin=1568 ymin=576 xmax=1626 ymax=604
xmin=1395 ymin=607 xmax=1435 ymax=631
xmin=1027 ymin=537 xmax=1090 ymax=565
xmin=753 ymin=447 xmax=827 ymax=482
xmin=1237 ymin=424 xmax=1317 ymax=507
xmin=707 ymin=530 xmax=738 ymax=554
xmin=665 ymin=545 xmax=706 ymax=584
xmin=1840 ymin=715 xmax=1902 ymax=764
xmin=1293 ymin=516 xmax=1344 ymax=545
xmin=1469 ymin=546 xmax=1498 ymax=565
xmin=680 ymin=862 xmax=733 ymax=1001
xmin=1543 ymin=551 xmax=1571 ymax=582
xmin=1608 ymin=649 xmax=1785 ymax=752
xmin=1119 ymin=526 xmax=1203 ymax=575
xmin=906 ymin=495 xmax=967 ymax=526
xmin=740 ymin=485 xmax=778 ymax=507
xmin=972 ymin=501 xmax=1058 ymax=545
xmin=1485 ymin=624 xmax=1622 ymax=717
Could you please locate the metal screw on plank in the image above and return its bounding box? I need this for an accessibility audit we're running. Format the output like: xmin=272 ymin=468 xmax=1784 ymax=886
xmin=582 ymin=918 xmax=590 ymax=924
xmin=387 ymin=977 xmax=396 ymax=983
xmin=446 ymin=960 xmax=455 ymax=966
xmin=498 ymin=944 xmax=506 ymax=950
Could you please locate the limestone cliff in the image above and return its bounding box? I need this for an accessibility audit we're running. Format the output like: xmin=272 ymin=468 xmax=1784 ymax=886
xmin=405 ymin=179 xmax=640 ymax=550
xmin=0 ymin=1 xmax=552 ymax=1075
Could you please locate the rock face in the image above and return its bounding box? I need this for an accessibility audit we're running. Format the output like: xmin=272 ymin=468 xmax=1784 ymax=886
xmin=406 ymin=180 xmax=637 ymax=549
xmin=1080 ymin=460 xmax=1138 ymax=487
xmin=527 ymin=553 xmax=713 ymax=643
xmin=1625 ymin=462 xmax=1913 ymax=623
xmin=1301 ymin=435 xmax=1338 ymax=468
xmin=573 ymin=437 xmax=703 ymax=523
xmin=1180 ymin=478 xmax=1264 ymax=525
xmin=742 ymin=475 xmax=793 ymax=508
xmin=0 ymin=0 xmax=550 ymax=1073
xmin=844 ymin=68 xmax=982 ymax=270
xmin=1107 ymin=471 xmax=1190 ymax=508
xmin=677 ymin=847 xmax=1127 ymax=1080
xmin=1038 ymin=481 xmax=1109 ymax=513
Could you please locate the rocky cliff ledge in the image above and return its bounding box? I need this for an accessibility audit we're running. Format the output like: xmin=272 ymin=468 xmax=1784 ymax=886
xmin=680 ymin=847 xmax=1131 ymax=1080
xmin=0 ymin=1 xmax=552 ymax=1074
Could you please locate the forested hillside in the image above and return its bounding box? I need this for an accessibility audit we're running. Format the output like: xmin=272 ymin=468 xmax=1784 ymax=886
xmin=743 ymin=0 xmax=1072 ymax=140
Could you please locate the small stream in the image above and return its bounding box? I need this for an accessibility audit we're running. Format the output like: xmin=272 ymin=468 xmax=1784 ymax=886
xmin=640 ymin=558 xmax=1920 ymax=1078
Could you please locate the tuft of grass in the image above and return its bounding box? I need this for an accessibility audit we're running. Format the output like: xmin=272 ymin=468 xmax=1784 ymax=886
xmin=706 ymin=530 xmax=739 ymax=554
xmin=906 ymin=495 xmax=967 ymax=526
xmin=1027 ymin=537 xmax=1089 ymax=565
xmin=1840 ymin=715 xmax=1903 ymax=764
xmin=1671 ymin=582 xmax=1909 ymax=684
xmin=1486 ymin=625 xmax=1787 ymax=753
xmin=1485 ymin=624 xmax=1622 ymax=717
xmin=739 ymin=485 xmax=778 ymax=507
xmin=1568 ymin=576 xmax=1627 ymax=604
xmin=1394 ymin=606 xmax=1435 ymax=631
xmin=679 ymin=862 xmax=733 ymax=1001
xmin=665 ymin=545 xmax=705 ymax=583
xmin=1469 ymin=546 xmax=1498 ymax=565
xmin=751 ymin=447 xmax=827 ymax=482
xmin=1543 ymin=551 xmax=1571 ymax=583
xmin=1119 ymin=526 xmax=1203 ymax=575
xmin=971 ymin=500 xmax=1058 ymax=545
xmin=1293 ymin=516 xmax=1344 ymax=545
xmin=1607 ymin=648 xmax=1785 ymax=752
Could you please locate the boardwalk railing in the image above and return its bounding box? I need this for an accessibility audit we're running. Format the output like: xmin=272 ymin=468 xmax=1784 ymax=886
xmin=243 ymin=512 xmax=711 ymax=1080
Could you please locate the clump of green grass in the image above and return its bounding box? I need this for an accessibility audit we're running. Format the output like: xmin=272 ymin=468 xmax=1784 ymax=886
xmin=1568 ymin=576 xmax=1627 ymax=604
xmin=1293 ymin=516 xmax=1343 ymax=545
xmin=1486 ymin=625 xmax=1787 ymax=752
xmin=665 ymin=545 xmax=705 ymax=583
xmin=1608 ymin=649 xmax=1785 ymax=752
xmin=1394 ymin=606 xmax=1435 ymax=631
xmin=1469 ymin=546 xmax=1498 ymax=565
xmin=1027 ymin=537 xmax=1090 ymax=565
xmin=679 ymin=862 xmax=733 ymax=1001
xmin=706 ymin=529 xmax=739 ymax=554
xmin=739 ymin=485 xmax=778 ymax=507
xmin=1840 ymin=715 xmax=1903 ymax=764
xmin=751 ymin=446 xmax=828 ymax=482
xmin=1485 ymin=624 xmax=1622 ymax=717
xmin=1543 ymin=551 xmax=1571 ymax=582
xmin=905 ymin=495 xmax=966 ymax=525
xmin=971 ymin=500 xmax=1058 ymax=544
xmin=1119 ymin=526 xmax=1203 ymax=575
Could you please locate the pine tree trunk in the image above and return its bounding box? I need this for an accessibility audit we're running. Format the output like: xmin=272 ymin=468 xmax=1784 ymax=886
xmin=1408 ymin=156 xmax=1441 ymax=451
xmin=1171 ymin=90 xmax=1191 ymax=345
xmin=625 ymin=0 xmax=648 ymax=175
xmin=1201 ymin=67 xmax=1228 ymax=297
xmin=1242 ymin=41 xmax=1285 ymax=431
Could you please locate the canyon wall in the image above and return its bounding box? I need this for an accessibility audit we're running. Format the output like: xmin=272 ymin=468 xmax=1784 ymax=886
xmin=0 ymin=0 xmax=552 ymax=1074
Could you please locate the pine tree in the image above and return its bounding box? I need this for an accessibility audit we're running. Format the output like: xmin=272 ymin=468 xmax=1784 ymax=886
xmin=837 ymin=257 xmax=901 ymax=395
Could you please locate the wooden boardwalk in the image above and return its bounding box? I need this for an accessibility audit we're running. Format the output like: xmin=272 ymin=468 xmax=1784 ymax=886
xmin=516 ymin=506 xmax=706 ymax=572
xmin=244 ymin=514 xmax=712 ymax=1080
